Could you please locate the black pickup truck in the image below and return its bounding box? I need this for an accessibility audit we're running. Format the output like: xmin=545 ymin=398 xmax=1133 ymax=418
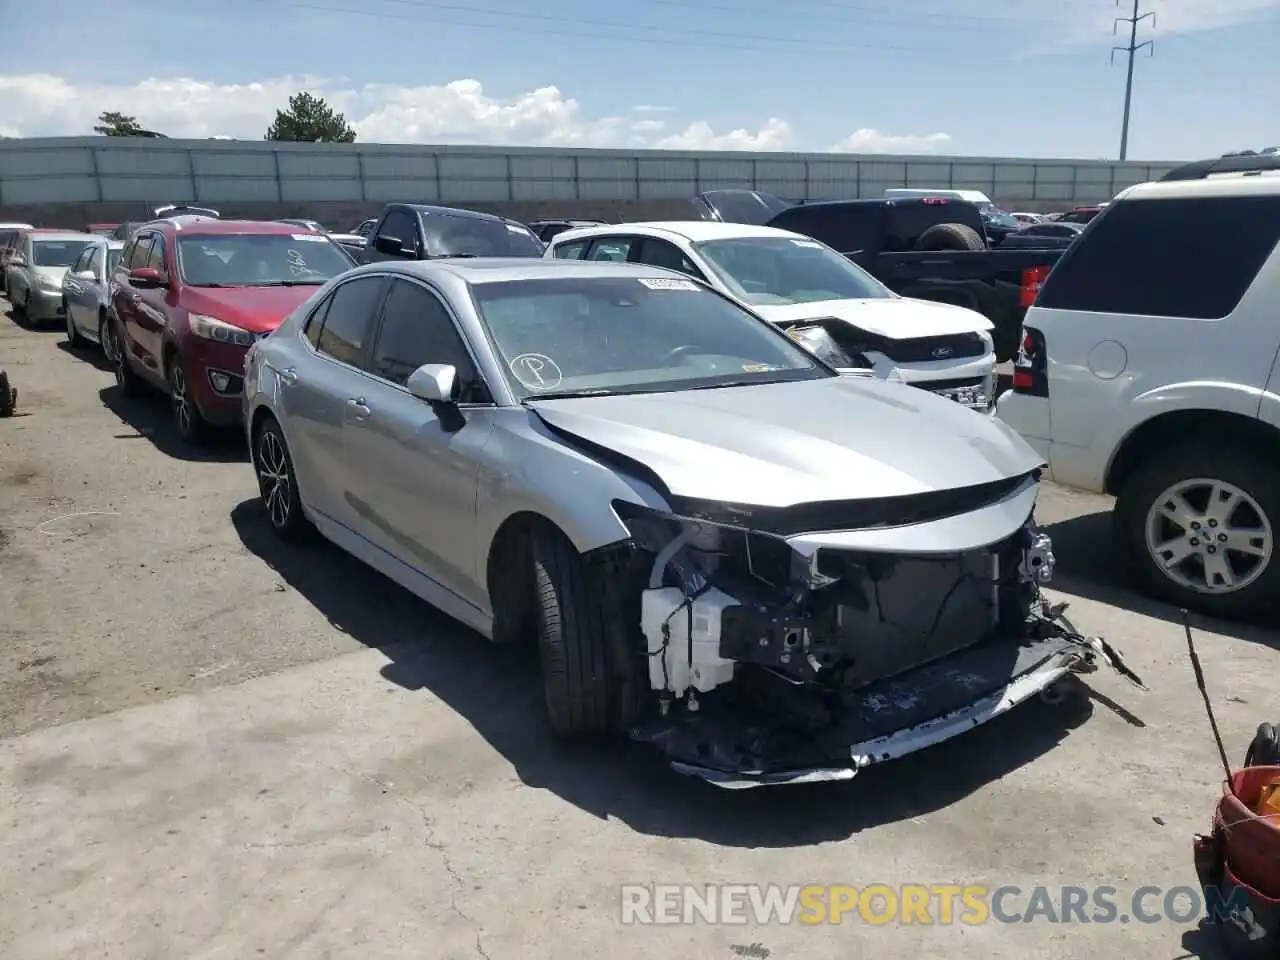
xmin=357 ymin=202 xmax=543 ymax=263
xmin=689 ymin=190 xmax=1065 ymax=362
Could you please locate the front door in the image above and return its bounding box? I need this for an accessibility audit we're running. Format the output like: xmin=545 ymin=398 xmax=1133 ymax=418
xmin=341 ymin=276 xmax=494 ymax=606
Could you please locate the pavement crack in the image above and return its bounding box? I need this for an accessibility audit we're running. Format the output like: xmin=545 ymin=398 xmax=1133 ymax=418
xmin=417 ymin=806 xmax=492 ymax=960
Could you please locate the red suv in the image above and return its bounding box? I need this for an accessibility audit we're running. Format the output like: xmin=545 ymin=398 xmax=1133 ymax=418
xmin=106 ymin=219 xmax=356 ymax=443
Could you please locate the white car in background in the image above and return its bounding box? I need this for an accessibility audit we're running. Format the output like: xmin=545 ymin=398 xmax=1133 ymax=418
xmin=545 ymin=221 xmax=998 ymax=410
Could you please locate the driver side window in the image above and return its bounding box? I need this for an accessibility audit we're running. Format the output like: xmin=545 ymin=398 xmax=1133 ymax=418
xmin=71 ymin=247 xmax=93 ymax=274
xmin=369 ymin=278 xmax=489 ymax=403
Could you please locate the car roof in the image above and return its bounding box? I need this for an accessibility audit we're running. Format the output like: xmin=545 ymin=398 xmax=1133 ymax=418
xmin=368 ymin=257 xmax=696 ymax=285
xmin=150 ymin=219 xmax=318 ymax=236
xmin=552 ymin=220 xmax=806 ymax=244
xmin=0 ymin=223 xmax=35 ymax=229
xmin=1119 ymin=175 xmax=1280 ymax=202
xmin=397 ymin=203 xmax=515 ymax=225
xmin=29 ymin=230 xmax=95 ymax=240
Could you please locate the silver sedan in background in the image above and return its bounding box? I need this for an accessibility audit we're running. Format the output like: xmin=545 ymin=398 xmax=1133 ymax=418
xmin=61 ymin=238 xmax=124 ymax=351
xmin=242 ymin=258 xmax=1134 ymax=787
xmin=5 ymin=231 xmax=98 ymax=323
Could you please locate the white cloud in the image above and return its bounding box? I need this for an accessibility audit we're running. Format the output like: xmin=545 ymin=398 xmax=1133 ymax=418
xmin=0 ymin=73 xmax=954 ymax=156
xmin=828 ymin=129 xmax=952 ymax=154
xmin=0 ymin=73 xmax=793 ymax=150
xmin=655 ymin=118 xmax=793 ymax=151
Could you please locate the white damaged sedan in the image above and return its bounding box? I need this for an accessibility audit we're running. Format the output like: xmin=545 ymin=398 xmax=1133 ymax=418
xmin=244 ymin=258 xmax=1141 ymax=787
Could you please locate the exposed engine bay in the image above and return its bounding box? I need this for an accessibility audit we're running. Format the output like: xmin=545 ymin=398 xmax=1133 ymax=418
xmin=610 ymin=490 xmax=1142 ymax=788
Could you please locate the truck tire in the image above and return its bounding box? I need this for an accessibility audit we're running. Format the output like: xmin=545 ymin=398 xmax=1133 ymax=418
xmin=1115 ymin=442 xmax=1280 ymax=620
xmin=915 ymin=222 xmax=985 ymax=252
xmin=530 ymin=522 xmax=622 ymax=740
xmin=1245 ymin=723 xmax=1280 ymax=767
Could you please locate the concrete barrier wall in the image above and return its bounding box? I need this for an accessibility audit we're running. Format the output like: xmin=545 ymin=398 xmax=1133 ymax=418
xmin=0 ymin=137 xmax=1184 ymax=228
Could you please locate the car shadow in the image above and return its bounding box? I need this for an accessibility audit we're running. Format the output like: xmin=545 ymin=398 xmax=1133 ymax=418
xmin=1043 ymin=510 xmax=1280 ymax=650
xmin=57 ymin=340 xmax=113 ymax=373
xmin=1176 ymin=921 xmax=1228 ymax=960
xmin=231 ymin=497 xmax=1097 ymax=847
xmin=98 ymin=385 xmax=248 ymax=464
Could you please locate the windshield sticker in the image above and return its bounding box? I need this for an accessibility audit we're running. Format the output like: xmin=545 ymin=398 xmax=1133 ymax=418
xmin=286 ymin=249 xmax=310 ymax=276
xmin=741 ymin=363 xmax=774 ymax=372
xmin=637 ymin=278 xmax=700 ymax=291
xmin=290 ymin=233 xmax=328 ymax=242
xmin=509 ymin=353 xmax=563 ymax=390
xmin=506 ymin=224 xmax=530 ymax=235
xmin=789 ymin=239 xmax=823 ymax=248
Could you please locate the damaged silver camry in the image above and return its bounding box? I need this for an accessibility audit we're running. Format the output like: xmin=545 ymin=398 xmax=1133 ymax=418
xmin=245 ymin=258 xmax=1143 ymax=788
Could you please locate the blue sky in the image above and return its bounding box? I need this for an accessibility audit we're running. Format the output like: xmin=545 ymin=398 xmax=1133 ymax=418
xmin=1 ymin=0 xmax=1277 ymax=160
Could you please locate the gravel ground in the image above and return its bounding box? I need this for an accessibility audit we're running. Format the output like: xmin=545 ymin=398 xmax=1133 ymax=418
xmin=2 ymin=301 xmax=1278 ymax=959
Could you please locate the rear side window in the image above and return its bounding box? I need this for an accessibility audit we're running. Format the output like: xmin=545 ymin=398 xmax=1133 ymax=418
xmin=314 ymin=276 xmax=385 ymax=367
xmin=1036 ymin=196 xmax=1280 ymax=319
xmin=552 ymin=239 xmax=589 ymax=259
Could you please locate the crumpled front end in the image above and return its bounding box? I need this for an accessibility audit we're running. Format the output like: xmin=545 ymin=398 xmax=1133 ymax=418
xmin=613 ymin=474 xmax=1140 ymax=788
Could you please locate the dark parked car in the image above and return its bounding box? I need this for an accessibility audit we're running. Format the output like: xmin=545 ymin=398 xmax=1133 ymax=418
xmin=691 ymin=190 xmax=1065 ymax=361
xmin=357 ymin=204 xmax=544 ymax=264
xmin=999 ymin=220 xmax=1085 ymax=249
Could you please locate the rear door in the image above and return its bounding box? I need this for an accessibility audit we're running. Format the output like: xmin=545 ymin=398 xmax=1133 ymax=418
xmin=115 ymin=234 xmax=159 ymax=377
xmin=283 ymin=273 xmax=390 ymax=529
xmin=130 ymin=231 xmax=172 ymax=374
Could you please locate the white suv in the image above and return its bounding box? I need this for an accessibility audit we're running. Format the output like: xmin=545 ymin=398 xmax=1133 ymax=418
xmin=996 ymin=169 xmax=1280 ymax=618
xmin=545 ymin=221 xmax=998 ymax=411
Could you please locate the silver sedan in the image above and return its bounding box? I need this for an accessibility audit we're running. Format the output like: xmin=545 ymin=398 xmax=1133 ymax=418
xmin=243 ymin=258 xmax=1135 ymax=787
xmin=61 ymin=238 xmax=124 ymax=351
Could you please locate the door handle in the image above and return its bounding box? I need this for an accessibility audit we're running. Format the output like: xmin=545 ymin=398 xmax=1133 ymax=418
xmin=347 ymin=398 xmax=372 ymax=418
xmin=276 ymin=366 xmax=298 ymax=385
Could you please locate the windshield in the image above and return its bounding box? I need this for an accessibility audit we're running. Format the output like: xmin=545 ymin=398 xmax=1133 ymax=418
xmin=472 ymin=276 xmax=831 ymax=399
xmin=32 ymin=240 xmax=95 ymax=267
xmin=426 ymin=217 xmax=544 ymax=258
xmin=977 ymin=203 xmax=1020 ymax=229
xmin=694 ymin=236 xmax=891 ymax=306
xmin=176 ymin=233 xmax=354 ymax=287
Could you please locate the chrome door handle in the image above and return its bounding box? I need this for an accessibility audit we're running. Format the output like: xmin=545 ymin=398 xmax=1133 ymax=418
xmin=276 ymin=367 xmax=298 ymax=384
xmin=347 ymin=398 xmax=372 ymax=418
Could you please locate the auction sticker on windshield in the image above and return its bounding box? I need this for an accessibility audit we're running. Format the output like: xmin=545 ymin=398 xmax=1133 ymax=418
xmin=637 ymin=278 xmax=700 ymax=291
xmin=790 ymin=239 xmax=823 ymax=248
xmin=290 ymin=234 xmax=329 ymax=242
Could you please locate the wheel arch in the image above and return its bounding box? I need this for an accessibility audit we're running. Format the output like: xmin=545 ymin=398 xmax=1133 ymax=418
xmin=1105 ymin=409 xmax=1280 ymax=496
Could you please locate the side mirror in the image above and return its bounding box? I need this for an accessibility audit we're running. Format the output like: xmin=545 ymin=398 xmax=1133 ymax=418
xmin=129 ymin=266 xmax=165 ymax=287
xmin=373 ymin=234 xmax=409 ymax=256
xmin=407 ymin=363 xmax=460 ymax=404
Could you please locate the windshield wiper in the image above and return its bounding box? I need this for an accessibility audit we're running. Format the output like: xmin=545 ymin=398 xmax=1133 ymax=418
xmin=522 ymin=388 xmax=614 ymax=401
xmin=250 ymin=279 xmax=326 ymax=286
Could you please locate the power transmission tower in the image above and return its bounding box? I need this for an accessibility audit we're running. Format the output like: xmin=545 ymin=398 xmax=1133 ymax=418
xmin=1112 ymin=0 xmax=1155 ymax=160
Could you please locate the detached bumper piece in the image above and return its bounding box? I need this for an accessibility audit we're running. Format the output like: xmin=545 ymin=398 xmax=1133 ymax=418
xmin=631 ymin=627 xmax=1093 ymax=789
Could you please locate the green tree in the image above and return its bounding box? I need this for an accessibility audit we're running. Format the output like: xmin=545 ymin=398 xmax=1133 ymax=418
xmin=264 ymin=92 xmax=356 ymax=143
xmin=93 ymin=111 xmax=145 ymax=137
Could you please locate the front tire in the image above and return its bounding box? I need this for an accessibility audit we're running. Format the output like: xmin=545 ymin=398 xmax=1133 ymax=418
xmin=166 ymin=352 xmax=209 ymax=444
xmin=530 ymin=524 xmax=625 ymax=740
xmin=253 ymin=416 xmax=312 ymax=542
xmin=1116 ymin=443 xmax=1280 ymax=620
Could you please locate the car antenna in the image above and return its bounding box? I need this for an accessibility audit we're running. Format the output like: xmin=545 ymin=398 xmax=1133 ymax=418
xmin=1182 ymin=608 xmax=1239 ymax=799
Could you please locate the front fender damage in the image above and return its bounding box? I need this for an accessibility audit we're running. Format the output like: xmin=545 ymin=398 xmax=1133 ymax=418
xmin=619 ymin=504 xmax=1145 ymax=789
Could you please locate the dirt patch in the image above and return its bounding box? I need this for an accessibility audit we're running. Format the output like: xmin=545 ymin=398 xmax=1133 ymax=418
xmin=3 ymin=466 xmax=38 ymax=486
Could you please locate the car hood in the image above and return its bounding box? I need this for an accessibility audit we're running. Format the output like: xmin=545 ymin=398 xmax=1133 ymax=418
xmin=32 ymin=264 xmax=71 ymax=281
xmin=180 ymin=284 xmax=324 ymax=334
xmin=753 ymin=297 xmax=993 ymax=338
xmin=528 ymin=376 xmax=1043 ymax=506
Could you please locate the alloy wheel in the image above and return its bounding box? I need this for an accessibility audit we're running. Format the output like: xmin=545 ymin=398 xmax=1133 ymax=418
xmin=169 ymin=361 xmax=192 ymax=436
xmin=105 ymin=323 xmax=125 ymax=387
xmin=256 ymin=428 xmax=292 ymax=529
xmin=1144 ymin=478 xmax=1274 ymax=595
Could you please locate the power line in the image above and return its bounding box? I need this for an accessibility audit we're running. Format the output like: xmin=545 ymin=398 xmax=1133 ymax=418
xmin=1111 ymin=0 xmax=1155 ymax=160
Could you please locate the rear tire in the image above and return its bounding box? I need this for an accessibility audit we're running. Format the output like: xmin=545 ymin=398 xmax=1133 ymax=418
xmin=530 ymin=523 xmax=624 ymax=739
xmin=65 ymin=304 xmax=86 ymax=348
xmin=1115 ymin=442 xmax=1280 ymax=620
xmin=105 ymin=314 xmax=141 ymax=396
xmin=253 ymin=416 xmax=313 ymax=542
xmin=915 ymin=222 xmax=986 ymax=252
